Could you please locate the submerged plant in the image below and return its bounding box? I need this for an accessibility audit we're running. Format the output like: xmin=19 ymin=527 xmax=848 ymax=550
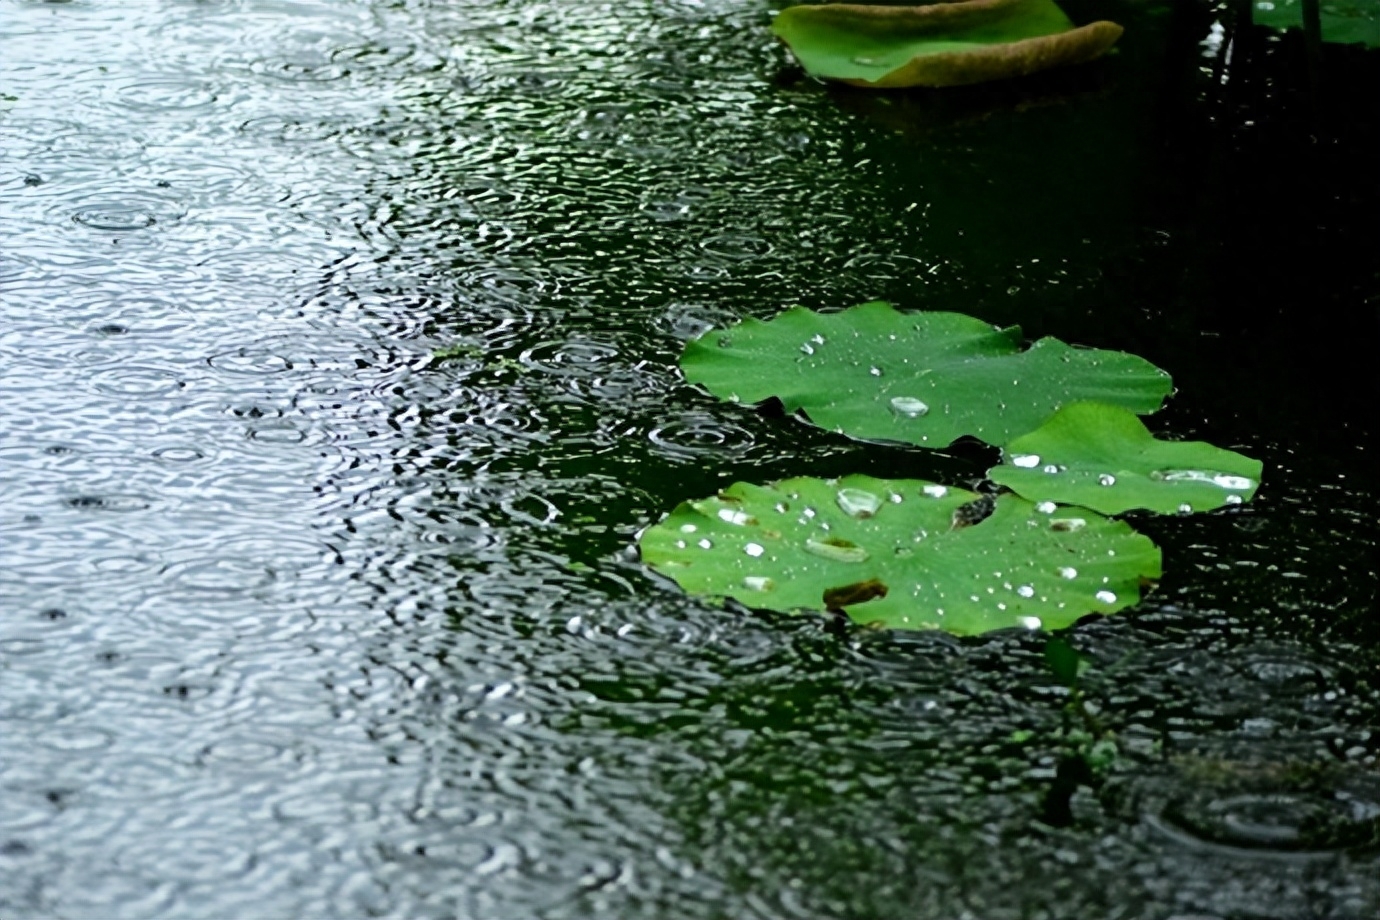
xmin=771 ymin=0 xmax=1124 ymax=89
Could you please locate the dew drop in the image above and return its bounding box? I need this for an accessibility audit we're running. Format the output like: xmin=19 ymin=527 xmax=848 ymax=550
xmin=1011 ymin=454 xmax=1041 ymax=468
xmin=888 ymin=492 xmax=903 ymax=504
xmin=717 ymin=508 xmax=752 ymax=526
xmin=744 ymin=542 xmax=764 ymax=557
xmin=774 ymin=502 xmax=788 ymax=513
xmin=800 ymin=343 xmax=815 ymax=356
xmin=804 ymin=538 xmax=868 ymax=563
xmin=1224 ymin=494 xmax=1243 ymax=505
xmin=1017 ymin=585 xmax=1035 ymax=598
xmin=743 ymin=576 xmax=775 ymax=592
xmin=1214 ymin=474 xmax=1254 ymax=490
xmin=680 ymin=524 xmax=697 ymax=533
xmin=1035 ymin=501 xmax=1056 ymax=514
xmin=1058 ymin=566 xmax=1078 ymax=579
xmin=869 ymin=366 xmax=882 ymax=377
xmin=852 ymin=54 xmax=877 ymax=65
xmin=1020 ymin=616 xmax=1042 ymax=630
xmin=802 ymin=507 xmax=816 ymax=519
xmin=890 ymin=396 xmax=929 ymax=418
xmin=922 ymin=484 xmax=947 ymax=498
xmin=675 ymin=540 xmax=686 ymax=549
xmin=811 ymin=334 xmax=825 ymax=345
xmin=1178 ymin=502 xmax=1192 ymax=513
xmin=1042 ymin=464 xmax=1062 ymax=474
xmin=697 ymin=538 xmax=712 ymax=549
xmin=1098 ymin=473 xmax=1116 ymax=486
xmin=1095 ymin=590 xmax=1117 ymax=604
xmin=1050 ymin=518 xmax=1086 ymax=532
xmin=837 ymin=488 xmax=882 ymax=518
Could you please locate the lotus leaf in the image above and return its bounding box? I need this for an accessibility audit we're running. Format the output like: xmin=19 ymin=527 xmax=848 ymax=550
xmin=639 ymin=474 xmax=1161 ymax=634
xmin=681 ymin=302 xmax=1172 ymax=449
xmin=1251 ymin=0 xmax=1380 ymax=48
xmin=987 ymin=402 xmax=1262 ymax=515
xmin=770 ymin=0 xmax=1124 ymax=89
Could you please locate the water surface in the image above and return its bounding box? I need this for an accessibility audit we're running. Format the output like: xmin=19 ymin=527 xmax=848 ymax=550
xmin=2 ymin=1 xmax=1377 ymax=917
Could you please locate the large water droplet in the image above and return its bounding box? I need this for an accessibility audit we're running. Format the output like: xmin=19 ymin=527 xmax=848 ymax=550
xmin=1151 ymin=469 xmax=1255 ymax=491
xmin=804 ymin=538 xmax=868 ymax=563
xmin=1035 ymin=501 xmax=1056 ymax=514
xmin=717 ymin=508 xmax=752 ymax=526
xmin=743 ymin=576 xmax=775 ymax=591
xmin=744 ymin=542 xmax=764 ymax=557
xmin=837 ymin=488 xmax=881 ymax=518
xmin=1050 ymin=518 xmax=1086 ymax=532
xmin=922 ymin=484 xmax=947 ymax=498
xmin=1020 ymin=616 xmax=1042 ymax=630
xmin=890 ymin=396 xmax=930 ymax=418
xmin=1058 ymin=566 xmax=1078 ymax=579
xmin=1098 ymin=474 xmax=1116 ymax=486
xmin=1095 ymin=590 xmax=1117 ymax=604
xmin=1011 ymin=454 xmax=1041 ymax=468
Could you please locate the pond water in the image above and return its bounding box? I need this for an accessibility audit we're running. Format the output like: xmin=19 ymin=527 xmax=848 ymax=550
xmin=2 ymin=1 xmax=1376 ymax=917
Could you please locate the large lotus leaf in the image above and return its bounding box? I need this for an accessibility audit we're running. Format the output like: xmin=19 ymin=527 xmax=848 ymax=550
xmin=638 ymin=474 xmax=1161 ymax=635
xmin=681 ymin=302 xmax=1172 ymax=449
xmin=1251 ymin=0 xmax=1380 ymax=48
xmin=988 ymin=402 xmax=1263 ymax=515
xmin=770 ymin=1 xmax=1124 ymax=89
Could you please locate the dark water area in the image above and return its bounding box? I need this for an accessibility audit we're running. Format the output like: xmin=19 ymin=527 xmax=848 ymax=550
xmin=1 ymin=1 xmax=1376 ymax=917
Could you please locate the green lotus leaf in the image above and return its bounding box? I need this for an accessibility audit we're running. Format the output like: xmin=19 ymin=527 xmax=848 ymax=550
xmin=770 ymin=1 xmax=1124 ymax=89
xmin=681 ymin=302 xmax=1172 ymax=449
xmin=638 ymin=474 xmax=1161 ymax=635
xmin=987 ymin=402 xmax=1263 ymax=515
xmin=1251 ymin=0 xmax=1380 ymax=48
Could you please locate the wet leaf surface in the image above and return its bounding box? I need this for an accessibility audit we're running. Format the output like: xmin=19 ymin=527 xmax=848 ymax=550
xmin=989 ymin=401 xmax=1263 ymax=514
xmin=639 ymin=474 xmax=1161 ymax=633
xmin=772 ymin=0 xmax=1124 ymax=88
xmin=682 ymin=302 xmax=1172 ymax=448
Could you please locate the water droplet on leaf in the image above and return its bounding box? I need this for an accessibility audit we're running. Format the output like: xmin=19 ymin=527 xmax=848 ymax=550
xmin=890 ymin=396 xmax=929 ymax=418
xmin=804 ymin=537 xmax=869 ymax=563
xmin=836 ymin=488 xmax=882 ymax=518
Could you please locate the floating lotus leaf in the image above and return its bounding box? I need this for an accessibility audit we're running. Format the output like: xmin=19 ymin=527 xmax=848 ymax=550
xmin=1251 ymin=0 xmax=1380 ymax=48
xmin=638 ymin=474 xmax=1161 ymax=635
xmin=770 ymin=0 xmax=1124 ymax=89
xmin=681 ymin=302 xmax=1172 ymax=449
xmin=987 ymin=402 xmax=1263 ymax=515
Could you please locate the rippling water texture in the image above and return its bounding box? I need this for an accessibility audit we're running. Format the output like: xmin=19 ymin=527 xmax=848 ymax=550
xmin=2 ymin=1 xmax=1377 ymax=917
